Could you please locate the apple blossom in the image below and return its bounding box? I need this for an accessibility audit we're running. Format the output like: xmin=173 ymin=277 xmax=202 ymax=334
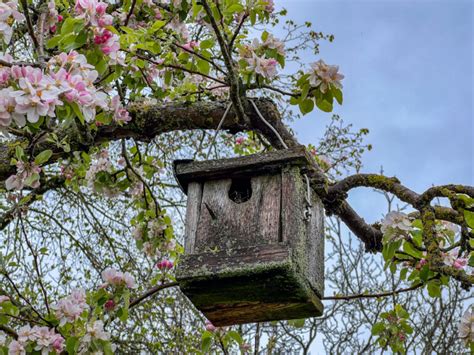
xmin=111 ymin=95 xmax=131 ymax=123
xmin=0 ymin=333 xmax=6 ymax=346
xmin=5 ymin=160 xmax=42 ymax=190
xmin=83 ymin=320 xmax=110 ymax=342
xmin=53 ymin=289 xmax=89 ymax=326
xmin=308 ymin=59 xmax=344 ymax=93
xmin=245 ymin=53 xmax=278 ymax=79
xmin=260 ymin=34 xmax=285 ymax=56
xmin=235 ymin=137 xmax=245 ymax=145
xmin=8 ymin=340 xmax=25 ymax=355
xmin=0 ymin=295 xmax=9 ymax=303
xmin=0 ymin=0 xmax=24 ymax=44
xmin=101 ymin=267 xmax=137 ymax=288
xmin=458 ymin=305 xmax=474 ymax=346
xmin=380 ymin=211 xmax=413 ymax=240
xmin=442 ymin=249 xmax=468 ymax=270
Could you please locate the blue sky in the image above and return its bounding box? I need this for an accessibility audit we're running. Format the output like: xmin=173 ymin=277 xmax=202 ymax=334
xmin=278 ymin=0 xmax=473 ymax=222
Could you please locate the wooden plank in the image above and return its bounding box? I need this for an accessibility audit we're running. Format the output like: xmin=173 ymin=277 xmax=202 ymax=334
xmin=193 ymin=174 xmax=281 ymax=253
xmin=174 ymin=146 xmax=312 ymax=193
xmin=183 ymin=182 xmax=202 ymax=254
xmin=177 ymin=243 xmax=291 ymax=281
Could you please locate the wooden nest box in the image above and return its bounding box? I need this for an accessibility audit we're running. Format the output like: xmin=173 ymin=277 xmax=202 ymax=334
xmin=174 ymin=146 xmax=324 ymax=326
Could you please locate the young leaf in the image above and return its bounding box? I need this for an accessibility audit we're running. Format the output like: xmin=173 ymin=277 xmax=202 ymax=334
xmin=34 ymin=150 xmax=53 ymax=165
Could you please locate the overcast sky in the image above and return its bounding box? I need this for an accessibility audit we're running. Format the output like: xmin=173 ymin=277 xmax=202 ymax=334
xmin=277 ymin=0 xmax=473 ymax=223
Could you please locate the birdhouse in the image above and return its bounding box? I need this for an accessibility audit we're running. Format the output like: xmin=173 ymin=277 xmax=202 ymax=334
xmin=174 ymin=146 xmax=324 ymax=326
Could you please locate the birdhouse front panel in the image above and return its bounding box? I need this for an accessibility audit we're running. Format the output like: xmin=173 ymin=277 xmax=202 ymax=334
xmin=174 ymin=147 xmax=325 ymax=326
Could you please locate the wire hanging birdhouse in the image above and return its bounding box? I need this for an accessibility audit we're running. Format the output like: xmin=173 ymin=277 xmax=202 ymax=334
xmin=174 ymin=146 xmax=324 ymax=326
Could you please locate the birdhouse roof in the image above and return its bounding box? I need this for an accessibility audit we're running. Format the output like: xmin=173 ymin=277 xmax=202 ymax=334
xmin=173 ymin=146 xmax=313 ymax=194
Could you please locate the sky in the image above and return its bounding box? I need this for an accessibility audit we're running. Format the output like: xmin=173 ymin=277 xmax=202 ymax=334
xmin=277 ymin=0 xmax=473 ymax=223
xmin=274 ymin=0 xmax=472 ymax=351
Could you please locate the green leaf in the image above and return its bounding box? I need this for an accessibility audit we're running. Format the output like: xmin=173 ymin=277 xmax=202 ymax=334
xmin=226 ymin=3 xmax=244 ymax=13
xmin=34 ymin=150 xmax=53 ymax=165
xmin=332 ymin=87 xmax=343 ymax=105
xmin=299 ymin=99 xmax=314 ymax=115
xmin=289 ymin=318 xmax=306 ymax=328
xmin=66 ymin=337 xmax=79 ymax=354
xmin=226 ymin=330 xmax=243 ymax=345
xmin=46 ymin=35 xmax=62 ymax=49
xmin=196 ymin=59 xmax=210 ymax=75
xmin=427 ymin=280 xmax=441 ymax=298
xmin=315 ymin=97 xmax=333 ymax=112
xmin=371 ymin=322 xmax=385 ymax=335
xmin=403 ymin=242 xmax=423 ymax=259
xmin=200 ymin=39 xmax=214 ymax=49
xmin=70 ymin=102 xmax=85 ymax=124
xmin=201 ymin=336 xmax=212 ymax=352
xmin=463 ymin=210 xmax=474 ymax=229
xmin=15 ymin=146 xmax=24 ymax=161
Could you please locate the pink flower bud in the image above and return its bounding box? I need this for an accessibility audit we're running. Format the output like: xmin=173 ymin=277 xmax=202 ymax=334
xmin=156 ymin=260 xmax=174 ymax=270
xmin=57 ymin=14 xmax=63 ymax=22
xmin=104 ymin=299 xmax=116 ymax=311
xmin=205 ymin=320 xmax=216 ymax=332
xmin=235 ymin=137 xmax=244 ymax=145
xmin=50 ymin=25 xmax=57 ymax=33
xmin=154 ymin=9 xmax=162 ymax=20
xmin=416 ymin=258 xmax=428 ymax=270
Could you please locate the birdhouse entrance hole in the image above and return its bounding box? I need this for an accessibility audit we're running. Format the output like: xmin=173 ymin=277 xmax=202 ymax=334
xmin=228 ymin=177 xmax=252 ymax=203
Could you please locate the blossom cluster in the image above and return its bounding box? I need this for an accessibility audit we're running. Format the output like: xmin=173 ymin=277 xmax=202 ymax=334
xmin=101 ymin=267 xmax=137 ymax=289
xmin=239 ymin=34 xmax=285 ymax=80
xmin=8 ymin=325 xmax=65 ymax=354
xmin=442 ymin=249 xmax=468 ymax=270
xmin=0 ymin=51 xmax=124 ymax=129
xmin=132 ymin=218 xmax=176 ymax=258
xmin=5 ymin=160 xmax=41 ymax=190
xmin=380 ymin=211 xmax=413 ymax=241
xmin=307 ymin=59 xmax=344 ymax=94
xmin=0 ymin=0 xmax=24 ymax=44
xmin=75 ymin=0 xmax=123 ymax=64
xmin=53 ymin=289 xmax=89 ymax=326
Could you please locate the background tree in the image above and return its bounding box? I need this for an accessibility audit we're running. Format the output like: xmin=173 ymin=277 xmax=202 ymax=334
xmin=0 ymin=0 xmax=472 ymax=354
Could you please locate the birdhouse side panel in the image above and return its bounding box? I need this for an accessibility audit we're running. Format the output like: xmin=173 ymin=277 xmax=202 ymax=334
xmin=281 ymin=166 xmax=325 ymax=298
xmin=193 ymin=174 xmax=281 ymax=254
xmin=183 ymin=181 xmax=203 ymax=254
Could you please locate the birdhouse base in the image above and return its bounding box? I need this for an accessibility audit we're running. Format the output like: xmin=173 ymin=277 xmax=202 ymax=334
xmin=177 ymin=244 xmax=323 ymax=326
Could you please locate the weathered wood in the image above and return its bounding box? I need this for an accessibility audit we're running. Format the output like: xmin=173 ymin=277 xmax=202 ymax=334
xmin=193 ymin=175 xmax=281 ymax=253
xmin=183 ymin=182 xmax=203 ymax=254
xmin=175 ymin=148 xmax=325 ymax=325
xmin=177 ymin=244 xmax=323 ymax=326
xmin=174 ymin=146 xmax=311 ymax=193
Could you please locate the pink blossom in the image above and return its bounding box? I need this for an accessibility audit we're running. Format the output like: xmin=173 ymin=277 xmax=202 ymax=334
xmin=0 ymin=87 xmax=26 ymax=127
xmin=443 ymin=249 xmax=468 ymax=270
xmin=101 ymin=267 xmax=137 ymax=289
xmin=5 ymin=161 xmax=42 ymax=190
xmin=52 ymin=289 xmax=88 ymax=326
xmin=154 ymin=9 xmax=162 ymax=19
xmin=182 ymin=41 xmax=199 ymax=51
xmin=453 ymin=258 xmax=468 ymax=270
xmin=0 ymin=295 xmax=9 ymax=303
xmin=0 ymin=0 xmax=25 ymax=44
xmin=8 ymin=340 xmax=25 ymax=355
xmin=308 ymin=59 xmax=344 ymax=93
xmin=245 ymin=53 xmax=278 ymax=79
xmin=57 ymin=14 xmax=63 ymax=22
xmin=75 ymin=0 xmax=111 ymax=27
xmin=235 ymin=137 xmax=245 ymax=145
xmin=111 ymin=95 xmax=131 ymax=123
